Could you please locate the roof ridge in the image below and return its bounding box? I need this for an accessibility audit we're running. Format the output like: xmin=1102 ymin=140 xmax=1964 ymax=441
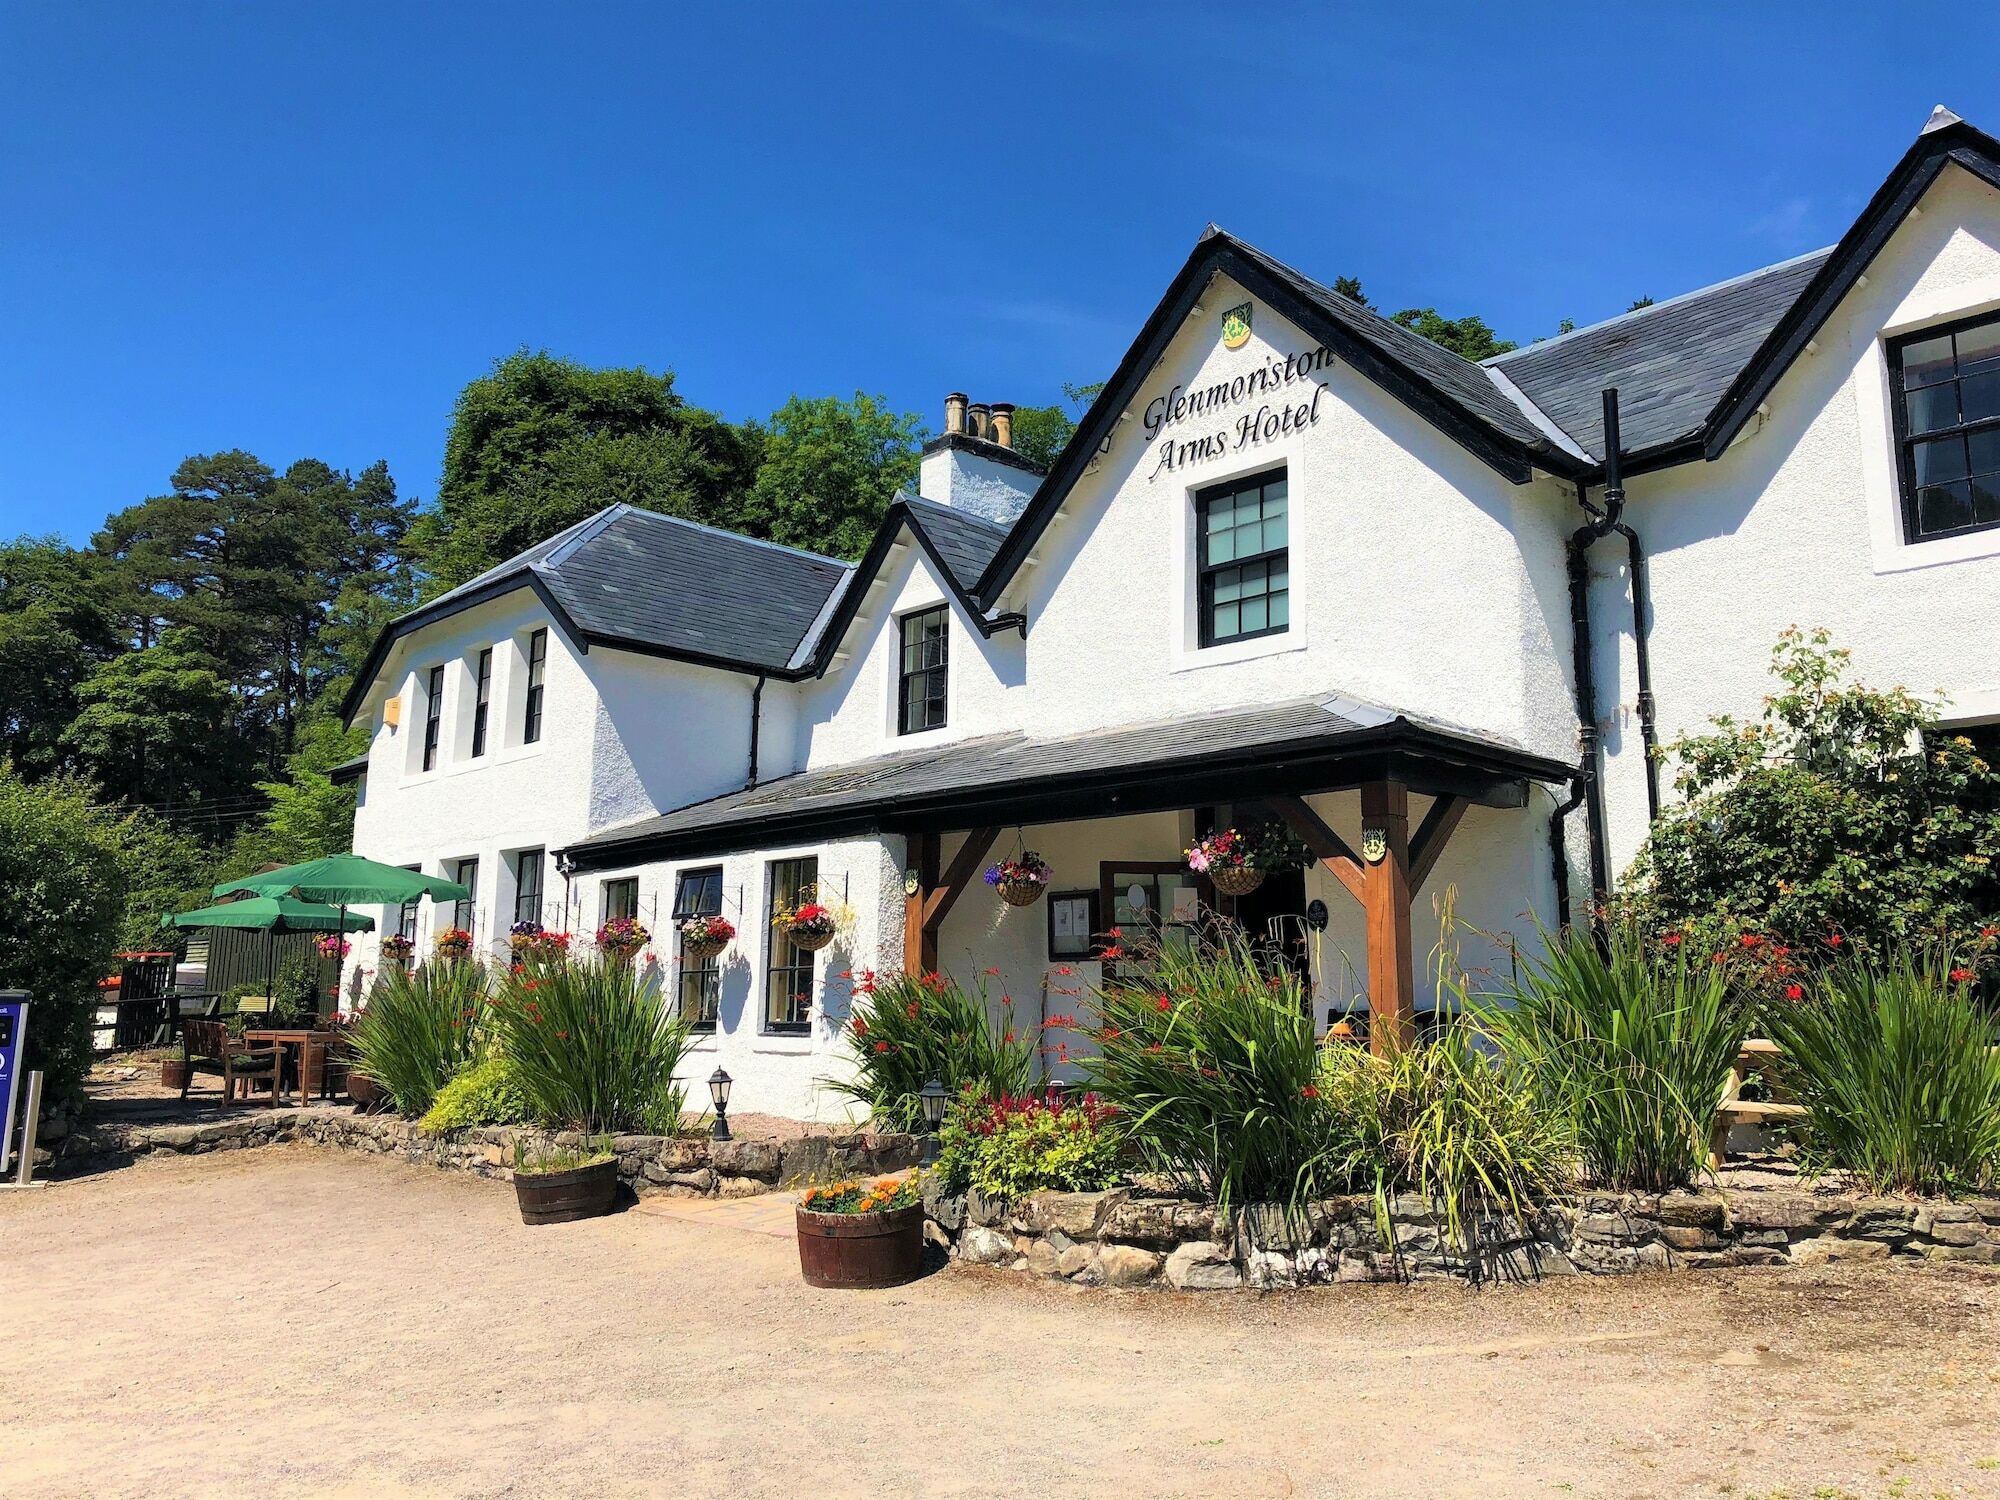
xmin=1486 ymin=245 xmax=1835 ymax=366
xmin=614 ymin=503 xmax=854 ymax=568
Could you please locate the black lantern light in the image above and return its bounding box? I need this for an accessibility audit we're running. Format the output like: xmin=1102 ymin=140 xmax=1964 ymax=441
xmin=707 ymin=1067 xmax=733 ymax=1141
xmin=918 ymin=1078 xmax=948 ymax=1163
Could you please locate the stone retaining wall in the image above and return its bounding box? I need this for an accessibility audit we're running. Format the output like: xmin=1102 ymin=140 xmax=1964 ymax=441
xmin=68 ymin=1108 xmax=919 ymax=1197
xmin=923 ymin=1181 xmax=2000 ymax=1290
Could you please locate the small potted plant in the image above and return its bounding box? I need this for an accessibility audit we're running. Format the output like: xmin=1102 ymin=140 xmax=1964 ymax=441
xmin=379 ymin=932 xmax=415 ymax=968
xmin=434 ymin=927 xmax=474 ymax=960
xmin=984 ymin=851 xmax=1052 ymax=907
xmin=678 ymin=913 xmax=734 ymax=961
xmin=1186 ymin=823 xmax=1307 ymax=897
xmin=159 ymin=1044 xmax=191 ymax=1093
xmin=775 ymin=902 xmax=838 ymax=953
xmin=511 ymin=1135 xmax=620 ymax=1225
xmin=596 ymin=915 xmax=651 ymax=963
xmin=795 ymin=1174 xmax=925 ymax=1288
xmin=510 ymin=923 xmax=572 ymax=966
xmin=315 ymin=934 xmax=352 ymax=960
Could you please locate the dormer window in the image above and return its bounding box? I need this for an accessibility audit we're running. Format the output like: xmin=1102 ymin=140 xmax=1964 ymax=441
xmin=1891 ymin=311 xmax=2000 ymax=542
xmin=898 ymin=605 xmax=948 ymax=735
xmin=1197 ymin=468 xmax=1289 ymax=647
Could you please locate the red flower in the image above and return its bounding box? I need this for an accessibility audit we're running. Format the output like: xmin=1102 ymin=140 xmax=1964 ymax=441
xmin=1950 ymin=967 xmax=1975 ymax=983
xmin=983 ymin=966 xmax=1000 ymax=976
xmin=851 ymin=1016 xmax=868 ymax=1036
xmin=1106 ymin=926 xmax=1122 ymax=939
xmin=1155 ymin=993 xmax=1172 ymax=1012
xmin=1662 ymin=932 xmax=1683 ymax=947
xmin=1825 ymin=932 xmax=1844 ymax=948
xmin=1711 ymin=953 xmax=1727 ymax=966
xmin=1982 ymin=926 xmax=1997 ymax=940
xmin=1784 ymin=983 xmax=1803 ymax=1001
xmin=905 ymin=1001 xmax=920 ymax=1020
xmin=1099 ymin=945 xmax=1125 ymax=960
xmin=522 ymin=979 xmax=540 ymax=992
xmin=1003 ymin=1029 xmax=1016 ymax=1044
xmin=556 ymin=1030 xmax=569 ymax=1041
xmin=1739 ymin=933 xmax=1763 ymax=949
xmin=1300 ymin=1084 xmax=1320 ymax=1099
xmin=872 ymin=1040 xmax=890 ymax=1054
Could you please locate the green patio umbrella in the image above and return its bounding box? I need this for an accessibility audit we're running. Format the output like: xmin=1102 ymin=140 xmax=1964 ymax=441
xmin=214 ymin=854 xmax=472 ymax=1006
xmin=162 ymin=896 xmax=375 ymax=1010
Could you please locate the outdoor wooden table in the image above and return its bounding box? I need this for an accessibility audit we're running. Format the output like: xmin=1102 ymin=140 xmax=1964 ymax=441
xmin=242 ymin=1028 xmax=317 ymax=1105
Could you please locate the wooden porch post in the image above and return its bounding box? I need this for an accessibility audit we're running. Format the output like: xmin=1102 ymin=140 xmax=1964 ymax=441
xmin=1359 ymin=780 xmax=1415 ymax=1054
xmin=902 ymin=828 xmax=1000 ymax=976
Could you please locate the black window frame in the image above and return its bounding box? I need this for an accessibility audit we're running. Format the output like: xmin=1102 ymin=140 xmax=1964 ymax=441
xmin=523 ymin=629 xmax=547 ymax=744
xmin=764 ymin=855 xmax=818 ymax=1035
xmin=470 ymin=647 xmax=493 ymax=757
xmin=1195 ymin=468 xmax=1290 ymax=648
xmin=1889 ymin=309 xmax=2000 ymax=544
xmin=451 ymin=857 xmax=479 ymax=935
xmin=600 ymin=877 xmax=639 ymax=924
xmin=672 ymin=866 xmax=725 ymax=1033
xmin=396 ymin=863 xmax=420 ymax=942
xmin=422 ymin=664 xmax=445 ymax=771
xmin=512 ymin=847 xmax=544 ymax=929
xmin=896 ymin=605 xmax=949 ymax=735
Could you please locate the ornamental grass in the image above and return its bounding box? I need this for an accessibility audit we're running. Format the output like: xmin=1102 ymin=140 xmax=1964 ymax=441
xmin=823 ymin=968 xmax=1033 ymax=1131
xmin=489 ymin=956 xmax=694 ymax=1135
xmin=346 ymin=958 xmax=492 ymax=1117
xmin=1763 ymin=944 xmax=2000 ymax=1198
xmin=1476 ymin=918 xmax=1750 ymax=1193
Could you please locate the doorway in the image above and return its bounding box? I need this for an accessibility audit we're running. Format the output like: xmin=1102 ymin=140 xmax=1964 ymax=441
xmin=1220 ymin=866 xmax=1310 ymax=992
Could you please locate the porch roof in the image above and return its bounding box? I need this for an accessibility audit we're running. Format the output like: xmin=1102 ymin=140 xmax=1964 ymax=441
xmin=560 ymin=694 xmax=1573 ymax=870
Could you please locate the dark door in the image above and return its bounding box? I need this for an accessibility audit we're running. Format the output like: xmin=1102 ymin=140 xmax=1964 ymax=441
xmin=1220 ymin=867 xmax=1310 ymax=991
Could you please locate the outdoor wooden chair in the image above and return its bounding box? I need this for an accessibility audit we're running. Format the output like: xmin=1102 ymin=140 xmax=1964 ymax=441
xmin=302 ymin=1030 xmax=352 ymax=1103
xmin=179 ymin=1019 xmax=283 ymax=1108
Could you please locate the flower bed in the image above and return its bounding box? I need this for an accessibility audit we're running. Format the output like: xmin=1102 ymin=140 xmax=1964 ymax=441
xmin=922 ymin=1179 xmax=2000 ymax=1290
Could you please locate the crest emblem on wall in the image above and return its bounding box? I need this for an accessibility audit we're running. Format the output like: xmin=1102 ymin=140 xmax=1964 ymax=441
xmin=1220 ymin=302 xmax=1252 ymax=349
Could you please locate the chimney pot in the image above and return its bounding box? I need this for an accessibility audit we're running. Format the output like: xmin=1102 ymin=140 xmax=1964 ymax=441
xmin=988 ymin=402 xmax=1014 ymax=449
xmin=944 ymin=392 xmax=968 ymax=436
xmin=967 ymin=402 xmax=991 ymax=441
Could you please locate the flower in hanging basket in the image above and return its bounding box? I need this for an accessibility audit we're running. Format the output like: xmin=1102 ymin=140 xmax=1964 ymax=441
xmin=433 ymin=927 xmax=474 ymax=958
xmin=315 ymin=934 xmax=352 ymax=959
xmin=595 ymin=915 xmax=652 ymax=957
xmin=984 ymin=850 xmax=1052 ymax=906
xmin=677 ymin=913 xmax=734 ymax=958
xmin=776 ymin=902 xmax=838 ymax=950
xmin=379 ymin=933 xmax=415 ymax=962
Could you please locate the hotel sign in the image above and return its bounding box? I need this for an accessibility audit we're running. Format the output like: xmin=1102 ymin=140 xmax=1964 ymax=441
xmin=0 ymin=994 xmax=26 ymax=1175
xmin=1143 ymin=306 xmax=1336 ymax=478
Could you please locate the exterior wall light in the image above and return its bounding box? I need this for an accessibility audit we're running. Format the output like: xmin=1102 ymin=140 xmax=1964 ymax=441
xmin=707 ymin=1067 xmax=733 ymax=1141
xmin=918 ymin=1078 xmax=948 ymax=1163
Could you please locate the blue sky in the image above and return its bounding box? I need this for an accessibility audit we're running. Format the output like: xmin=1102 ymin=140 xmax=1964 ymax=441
xmin=5 ymin=2 xmax=1999 ymax=544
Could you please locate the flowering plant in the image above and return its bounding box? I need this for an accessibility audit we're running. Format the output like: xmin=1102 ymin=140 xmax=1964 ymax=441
xmin=934 ymin=1088 xmax=1123 ymax=1199
xmin=678 ymin=914 xmax=734 ymax=950
xmin=798 ymin=1175 xmax=921 ymax=1216
xmin=983 ymin=852 xmax=1052 ymax=888
xmin=433 ymin=927 xmax=474 ymax=958
xmin=774 ymin=902 xmax=836 ymax=940
xmin=379 ymin=933 xmax=415 ymax=962
xmin=596 ymin=916 xmax=651 ymax=954
xmin=1185 ymin=824 xmax=1305 ymax=873
xmin=315 ymin=934 xmax=351 ymax=959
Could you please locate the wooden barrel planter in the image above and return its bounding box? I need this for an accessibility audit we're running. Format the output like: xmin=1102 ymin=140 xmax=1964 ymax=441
xmin=795 ymin=1202 xmax=925 ymax=1289
xmin=161 ymin=1058 xmax=191 ymax=1092
xmin=514 ymin=1158 xmax=620 ymax=1225
xmin=1208 ymin=866 xmax=1267 ymax=897
xmin=346 ymin=1072 xmax=385 ymax=1110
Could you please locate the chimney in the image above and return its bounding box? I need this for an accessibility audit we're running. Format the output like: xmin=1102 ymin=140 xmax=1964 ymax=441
xmin=967 ymin=402 xmax=991 ymax=441
xmin=943 ymin=392 xmax=968 ymax=436
xmin=988 ymin=402 xmax=1014 ymax=449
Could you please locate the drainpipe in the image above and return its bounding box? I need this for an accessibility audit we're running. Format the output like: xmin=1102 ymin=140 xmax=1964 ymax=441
xmin=1547 ymin=777 xmax=1587 ymax=931
xmin=1564 ymin=523 xmax=1612 ymax=905
xmin=746 ymin=674 xmax=766 ymax=789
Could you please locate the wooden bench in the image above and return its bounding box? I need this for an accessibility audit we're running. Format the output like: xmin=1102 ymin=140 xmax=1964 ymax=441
xmin=1710 ymin=1038 xmax=1807 ymax=1167
xmin=179 ymin=1019 xmax=283 ymax=1107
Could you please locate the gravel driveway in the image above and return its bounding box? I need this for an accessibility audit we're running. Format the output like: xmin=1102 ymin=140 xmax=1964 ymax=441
xmin=4 ymin=1146 xmax=1998 ymax=1499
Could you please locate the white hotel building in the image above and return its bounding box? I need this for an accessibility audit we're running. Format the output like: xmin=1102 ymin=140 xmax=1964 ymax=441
xmin=336 ymin=109 xmax=2000 ymax=1120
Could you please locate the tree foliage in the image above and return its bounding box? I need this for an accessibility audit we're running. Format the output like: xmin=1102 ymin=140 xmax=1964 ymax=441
xmin=1008 ymin=380 xmax=1105 ymax=472
xmin=1621 ymin=628 xmax=2000 ymax=959
xmin=737 ymin=391 xmax=924 ymax=558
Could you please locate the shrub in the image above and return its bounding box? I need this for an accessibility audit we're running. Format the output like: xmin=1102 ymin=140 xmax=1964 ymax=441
xmin=1477 ymin=919 xmax=1750 ymax=1192
xmin=934 ymin=1089 xmax=1123 ymax=1199
xmin=1081 ymin=925 xmax=1328 ymax=1210
xmin=824 ymin=969 xmax=1033 ymax=1130
xmin=418 ymin=1054 xmax=531 ymax=1134
xmin=1315 ymin=1033 xmax=1573 ymax=1256
xmin=1764 ymin=945 xmax=2000 ymax=1197
xmin=489 ymin=956 xmax=693 ymax=1134
xmin=346 ymin=959 xmax=490 ymax=1116
xmin=799 ymin=1175 xmax=921 ymax=1215
xmin=0 ymin=766 xmax=129 ymax=1106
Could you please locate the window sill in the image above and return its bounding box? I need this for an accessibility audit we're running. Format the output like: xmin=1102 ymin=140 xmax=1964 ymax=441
xmin=1170 ymin=628 xmax=1305 ymax=674
xmin=1870 ymin=523 xmax=2000 ymax=575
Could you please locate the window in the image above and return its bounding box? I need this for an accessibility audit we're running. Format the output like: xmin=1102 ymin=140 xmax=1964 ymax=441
xmin=1196 ymin=469 xmax=1289 ymax=647
xmin=396 ymin=863 xmax=419 ymax=942
xmin=897 ymin=606 xmax=948 ymax=735
xmin=512 ymin=848 xmax=544 ymax=929
xmin=1891 ymin=311 xmax=2000 ymax=542
xmin=764 ymin=855 xmax=818 ymax=1033
xmin=470 ymin=647 xmax=493 ymax=757
xmin=451 ymin=857 xmax=479 ymax=934
xmin=673 ymin=866 xmax=724 ymax=1031
xmin=422 ymin=664 xmax=445 ymax=770
xmin=523 ymin=628 xmax=547 ymax=744
xmin=601 ymin=877 xmax=638 ymax=924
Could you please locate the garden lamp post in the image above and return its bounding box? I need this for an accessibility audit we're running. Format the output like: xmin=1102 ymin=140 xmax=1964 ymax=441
xmin=919 ymin=1078 xmax=948 ymax=1164
xmin=707 ymin=1067 xmax=733 ymax=1141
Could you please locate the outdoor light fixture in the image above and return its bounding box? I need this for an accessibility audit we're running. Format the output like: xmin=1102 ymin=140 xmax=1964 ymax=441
xmin=918 ymin=1078 xmax=948 ymax=1163
xmin=1043 ymin=1077 xmax=1068 ymax=1111
xmin=707 ymin=1067 xmax=733 ymax=1141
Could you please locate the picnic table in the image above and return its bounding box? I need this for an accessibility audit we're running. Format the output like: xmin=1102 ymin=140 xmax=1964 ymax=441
xmin=242 ymin=1028 xmax=347 ymax=1105
xmin=1709 ymin=1038 xmax=1807 ymax=1167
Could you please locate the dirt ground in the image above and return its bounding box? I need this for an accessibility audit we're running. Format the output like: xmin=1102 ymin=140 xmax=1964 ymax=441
xmin=4 ymin=1149 xmax=1998 ymax=1500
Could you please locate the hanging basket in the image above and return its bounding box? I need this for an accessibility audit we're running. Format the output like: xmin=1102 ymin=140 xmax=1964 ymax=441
xmin=998 ymin=880 xmax=1046 ymax=908
xmin=1208 ymin=866 xmax=1267 ymax=897
xmin=789 ymin=925 xmax=837 ymax=953
xmin=682 ymin=935 xmax=728 ymax=962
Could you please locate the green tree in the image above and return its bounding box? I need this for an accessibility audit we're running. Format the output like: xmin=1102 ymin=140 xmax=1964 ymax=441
xmin=60 ymin=628 xmax=245 ymax=813
xmin=1009 ymin=380 xmax=1105 ymax=473
xmin=1329 ymin=277 xmax=1519 ymax=360
xmin=412 ymin=351 xmax=763 ymax=590
xmin=738 ymin=392 xmax=925 ymax=558
xmin=0 ymin=765 xmax=131 ymax=1103
xmin=1621 ymin=628 xmax=2000 ymax=959
xmin=0 ymin=537 xmax=119 ymax=776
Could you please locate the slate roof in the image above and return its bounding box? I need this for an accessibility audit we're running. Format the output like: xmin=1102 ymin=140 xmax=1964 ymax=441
xmin=1486 ymin=249 xmax=1834 ymax=461
xmin=562 ymin=693 xmax=1573 ymax=866
xmin=902 ymin=494 xmax=1010 ymax=594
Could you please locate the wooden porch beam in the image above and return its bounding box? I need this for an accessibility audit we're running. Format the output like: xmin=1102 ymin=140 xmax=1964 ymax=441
xmin=1408 ymin=794 xmax=1469 ymax=893
xmin=921 ymin=826 xmax=1001 ymax=930
xmin=902 ymin=831 xmax=940 ymax=975
xmin=1263 ymin=795 xmax=1365 ymax=903
xmin=1360 ymin=780 xmax=1415 ymax=1055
